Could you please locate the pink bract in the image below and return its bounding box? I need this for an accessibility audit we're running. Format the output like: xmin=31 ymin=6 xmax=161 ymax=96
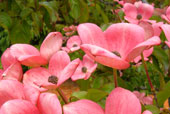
xmin=0 ymin=48 xmax=23 ymax=81
xmin=63 ymin=99 xmax=104 ymax=114
xmin=37 ymin=93 xmax=62 ymax=114
xmin=161 ymin=6 xmax=170 ymax=23
xmin=0 ymin=99 xmax=40 ymax=114
xmin=71 ymin=54 xmax=97 ymax=81
xmin=105 ymin=87 xmax=152 ymax=114
xmin=123 ymin=1 xmax=154 ymax=24
xmin=161 ymin=24 xmax=170 ymax=48
xmin=0 ymin=80 xmax=25 ymax=107
xmin=10 ymin=32 xmax=63 ymax=67
xmin=1 ymin=48 xmax=16 ymax=69
xmin=78 ymin=23 xmax=161 ymax=69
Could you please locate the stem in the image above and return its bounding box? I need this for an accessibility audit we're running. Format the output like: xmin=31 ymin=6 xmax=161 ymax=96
xmin=141 ymin=53 xmax=160 ymax=108
xmin=141 ymin=53 xmax=154 ymax=91
xmin=113 ymin=69 xmax=118 ymax=88
xmin=34 ymin=0 xmax=38 ymax=11
xmin=56 ymin=87 xmax=69 ymax=104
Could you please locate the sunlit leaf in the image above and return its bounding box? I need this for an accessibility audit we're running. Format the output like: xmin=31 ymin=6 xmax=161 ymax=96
xmin=145 ymin=105 xmax=160 ymax=114
xmin=87 ymin=89 xmax=108 ymax=102
xmin=157 ymin=81 xmax=170 ymax=106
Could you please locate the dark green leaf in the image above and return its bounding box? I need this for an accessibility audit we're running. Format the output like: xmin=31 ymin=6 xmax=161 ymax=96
xmin=91 ymin=76 xmax=104 ymax=89
xmin=153 ymin=46 xmax=169 ymax=72
xmin=9 ymin=21 xmax=32 ymax=43
xmin=69 ymin=0 xmax=80 ymax=20
xmin=0 ymin=12 xmax=12 ymax=29
xmin=20 ymin=8 xmax=33 ymax=20
xmin=39 ymin=1 xmax=57 ymax=22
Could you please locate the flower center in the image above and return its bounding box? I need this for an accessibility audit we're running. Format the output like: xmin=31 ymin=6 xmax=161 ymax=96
xmin=136 ymin=14 xmax=142 ymax=20
xmin=48 ymin=75 xmax=58 ymax=84
xmin=112 ymin=51 xmax=121 ymax=57
xmin=72 ymin=44 xmax=78 ymax=47
xmin=82 ymin=67 xmax=87 ymax=73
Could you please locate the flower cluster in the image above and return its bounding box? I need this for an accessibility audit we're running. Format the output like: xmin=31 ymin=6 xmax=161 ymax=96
xmin=1 ymin=0 xmax=170 ymax=114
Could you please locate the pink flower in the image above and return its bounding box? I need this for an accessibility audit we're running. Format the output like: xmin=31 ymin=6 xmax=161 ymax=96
xmin=161 ymin=6 xmax=170 ymax=23
xmin=123 ymin=1 xmax=154 ymax=24
xmin=0 ymin=80 xmax=62 ymax=114
xmin=71 ymin=54 xmax=97 ymax=81
xmin=133 ymin=91 xmax=153 ymax=105
xmin=23 ymin=51 xmax=80 ymax=91
xmin=63 ymin=35 xmax=82 ymax=53
xmin=10 ymin=32 xmax=63 ymax=67
xmin=77 ymin=23 xmax=161 ymax=69
xmin=105 ymin=87 xmax=152 ymax=114
xmin=63 ymin=25 xmax=77 ymax=36
xmin=0 ymin=80 xmax=39 ymax=107
xmin=0 ymin=48 xmax=22 ymax=81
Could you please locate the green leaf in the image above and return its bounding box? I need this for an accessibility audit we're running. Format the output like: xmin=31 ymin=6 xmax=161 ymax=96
xmin=0 ymin=12 xmax=12 ymax=29
xmin=20 ymin=8 xmax=33 ymax=20
xmin=31 ymin=12 xmax=43 ymax=35
xmin=117 ymin=77 xmax=133 ymax=91
xmin=152 ymin=55 xmax=165 ymax=90
xmin=87 ymin=89 xmax=108 ymax=102
xmin=78 ymin=0 xmax=89 ymax=22
xmin=101 ymin=83 xmax=114 ymax=93
xmin=0 ymin=30 xmax=9 ymax=52
xmin=9 ymin=21 xmax=32 ymax=44
xmin=91 ymin=76 xmax=104 ymax=89
xmin=76 ymin=79 xmax=90 ymax=91
xmin=96 ymin=4 xmax=109 ymax=23
xmin=150 ymin=15 xmax=162 ymax=22
xmin=69 ymin=0 xmax=80 ymax=20
xmin=157 ymin=81 xmax=170 ymax=106
xmin=153 ymin=46 xmax=169 ymax=72
xmin=39 ymin=1 xmax=57 ymax=22
xmin=144 ymin=105 xmax=160 ymax=114
xmin=72 ymin=91 xmax=87 ymax=99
